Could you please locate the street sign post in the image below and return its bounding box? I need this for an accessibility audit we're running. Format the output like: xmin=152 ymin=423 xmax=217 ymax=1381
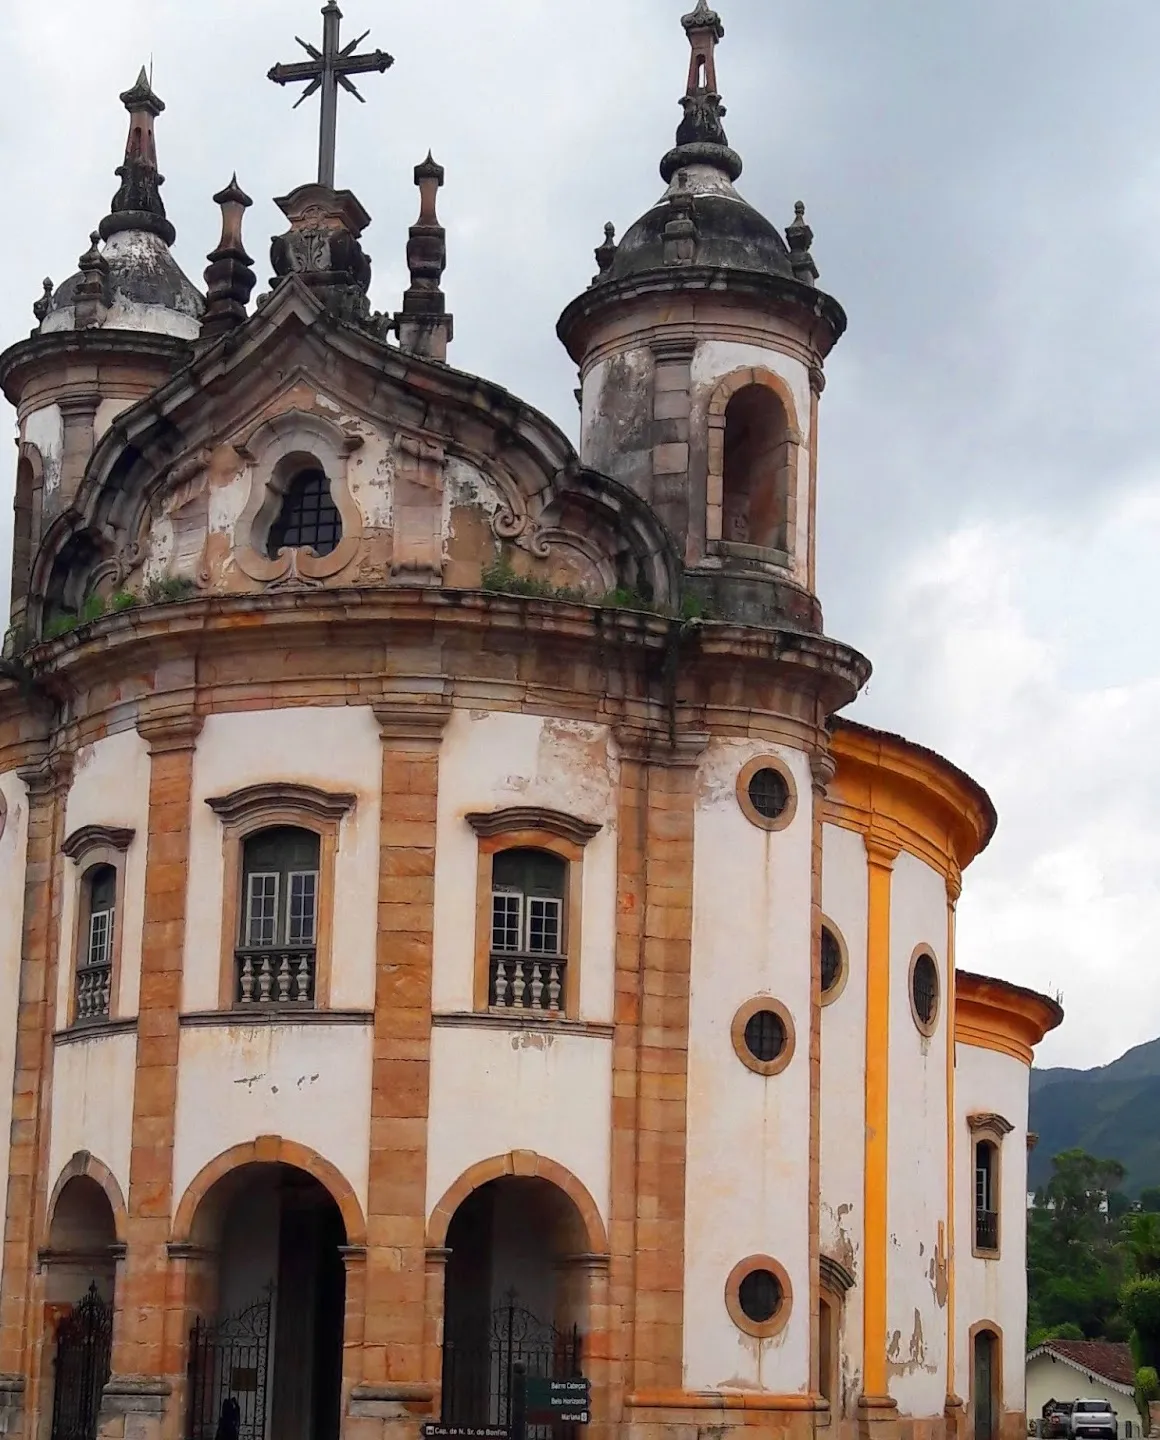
xmin=524 ymin=1378 xmax=591 ymax=1426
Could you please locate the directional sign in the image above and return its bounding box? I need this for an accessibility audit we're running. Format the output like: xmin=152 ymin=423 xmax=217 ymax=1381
xmin=422 ymin=1427 xmax=508 ymax=1440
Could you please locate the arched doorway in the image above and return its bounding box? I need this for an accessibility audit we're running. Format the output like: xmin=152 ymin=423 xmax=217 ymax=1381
xmin=45 ymin=1173 xmax=120 ymax=1440
xmin=184 ymin=1164 xmax=347 ymax=1440
xmin=441 ymin=1177 xmax=589 ymax=1430
xmin=972 ymin=1326 xmax=1002 ymax=1440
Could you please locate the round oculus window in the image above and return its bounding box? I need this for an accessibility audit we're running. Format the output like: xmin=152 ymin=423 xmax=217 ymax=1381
xmin=747 ymin=767 xmax=790 ymax=822
xmin=912 ymin=952 xmax=939 ymax=1031
xmin=738 ymin=1269 xmax=783 ymax=1325
xmin=744 ymin=1009 xmax=787 ymax=1065
xmin=821 ymin=926 xmax=842 ymax=995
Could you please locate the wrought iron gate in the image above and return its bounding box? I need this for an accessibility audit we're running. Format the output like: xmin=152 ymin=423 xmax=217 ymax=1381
xmin=50 ymin=1284 xmax=113 ymax=1440
xmin=442 ymin=1294 xmax=582 ymax=1439
xmin=186 ymin=1295 xmax=272 ymax=1440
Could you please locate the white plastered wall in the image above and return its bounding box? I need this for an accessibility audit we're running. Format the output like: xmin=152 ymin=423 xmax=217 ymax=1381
xmin=0 ymin=771 xmax=30 ymax=1291
xmin=24 ymin=405 xmax=63 ymax=500
xmin=886 ymin=851 xmax=950 ymax=1416
xmin=1026 ymin=1356 xmax=1133 ymax=1429
xmin=425 ymin=1027 xmax=613 ymax=1225
xmin=426 ymin=709 xmax=617 ymax=1232
xmin=690 ymin=340 xmax=814 ymax=586
xmin=684 ymin=738 xmax=814 ymax=1394
xmin=820 ymin=822 xmax=869 ymax=1410
xmin=955 ymin=1042 xmax=1031 ymax=1415
xmin=48 ymin=1033 xmax=137 ymax=1206
xmin=431 ymin=709 xmax=618 ymax=1021
xmin=184 ymin=706 xmax=382 ymax=1012
xmin=57 ymin=728 xmax=151 ymax=1024
xmin=172 ymin=1021 xmax=373 ymax=1217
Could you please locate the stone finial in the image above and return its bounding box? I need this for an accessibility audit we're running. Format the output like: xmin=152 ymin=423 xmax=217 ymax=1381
xmin=663 ymin=191 xmax=699 ymax=266
xmin=661 ymin=0 xmax=742 ymax=183
xmin=592 ymin=223 xmax=618 ymax=285
xmin=201 ymin=176 xmax=257 ymax=341
xmin=785 ymin=201 xmax=819 ymax=286
xmin=100 ymin=67 xmax=176 ymax=246
xmin=393 ymin=152 xmax=454 ymax=363
xmin=32 ymin=278 xmax=54 ymax=326
xmin=270 ymin=183 xmax=375 ymax=327
xmin=74 ymin=232 xmax=112 ymax=329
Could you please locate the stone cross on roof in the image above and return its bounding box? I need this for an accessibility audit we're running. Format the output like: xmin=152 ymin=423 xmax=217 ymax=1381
xmin=268 ymin=2 xmax=394 ymax=189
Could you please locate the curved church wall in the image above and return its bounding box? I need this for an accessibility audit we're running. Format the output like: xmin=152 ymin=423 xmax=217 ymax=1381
xmin=684 ymin=738 xmax=815 ymax=1393
xmin=48 ymin=1032 xmax=137 ymax=1206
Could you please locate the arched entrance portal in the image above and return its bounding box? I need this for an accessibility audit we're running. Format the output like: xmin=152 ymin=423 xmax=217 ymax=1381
xmin=45 ymin=1172 xmax=120 ymax=1440
xmin=184 ymin=1164 xmax=346 ymax=1440
xmin=442 ymin=1177 xmax=589 ymax=1430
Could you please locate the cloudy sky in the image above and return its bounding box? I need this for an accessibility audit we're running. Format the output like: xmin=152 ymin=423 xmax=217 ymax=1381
xmin=4 ymin=0 xmax=1158 ymax=1072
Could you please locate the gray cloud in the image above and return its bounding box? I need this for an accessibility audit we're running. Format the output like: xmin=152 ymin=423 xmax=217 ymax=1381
xmin=3 ymin=0 xmax=1157 ymax=1070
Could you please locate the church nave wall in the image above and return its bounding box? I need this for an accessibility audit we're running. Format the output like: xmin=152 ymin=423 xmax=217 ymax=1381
xmin=47 ymin=1032 xmax=136 ymax=1208
xmin=684 ymin=736 xmax=815 ymax=1394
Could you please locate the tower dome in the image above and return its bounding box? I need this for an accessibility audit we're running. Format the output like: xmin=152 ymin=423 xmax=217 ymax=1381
xmin=557 ymin=1 xmax=846 ymax=630
xmin=37 ymin=70 xmax=203 ymax=341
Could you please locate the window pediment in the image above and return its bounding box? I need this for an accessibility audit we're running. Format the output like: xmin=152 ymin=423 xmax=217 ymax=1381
xmin=206 ymin=783 xmax=357 ymax=828
xmin=62 ymin=825 xmax=136 ymax=862
xmin=820 ymin=1253 xmax=855 ymax=1295
xmin=968 ymin=1112 xmax=1014 ymax=1140
xmin=465 ymin=807 xmax=601 ymax=848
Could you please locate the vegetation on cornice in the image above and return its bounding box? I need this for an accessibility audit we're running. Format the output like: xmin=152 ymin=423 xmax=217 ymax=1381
xmin=480 ymin=556 xmax=711 ymax=622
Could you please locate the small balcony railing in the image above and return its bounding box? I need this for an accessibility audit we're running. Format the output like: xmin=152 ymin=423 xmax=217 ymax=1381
xmin=74 ymin=963 xmax=113 ymax=1024
xmin=975 ymin=1209 xmax=999 ymax=1252
xmin=490 ymin=952 xmax=566 ymax=1016
xmin=235 ymin=947 xmax=317 ymax=1008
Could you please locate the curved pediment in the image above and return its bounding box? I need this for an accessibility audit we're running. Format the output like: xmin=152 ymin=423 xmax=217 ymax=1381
xmin=24 ymin=278 xmax=679 ymax=638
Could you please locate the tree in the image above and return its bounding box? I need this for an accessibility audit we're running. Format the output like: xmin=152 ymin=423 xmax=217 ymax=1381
xmin=1121 ymin=1278 xmax=1160 ymax=1369
xmin=1123 ymin=1213 xmax=1160 ymax=1278
xmin=1140 ymin=1189 xmax=1160 ymax=1215
xmin=1029 ymin=1149 xmax=1130 ymax=1339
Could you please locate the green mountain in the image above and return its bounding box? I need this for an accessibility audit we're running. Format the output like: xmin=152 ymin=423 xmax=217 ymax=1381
xmin=1029 ymin=1037 xmax=1160 ymax=1197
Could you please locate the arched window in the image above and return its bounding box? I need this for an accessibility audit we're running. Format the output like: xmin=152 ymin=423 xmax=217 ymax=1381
xmin=489 ymin=848 xmax=568 ymax=1013
xmin=975 ymin=1140 xmax=999 ymax=1253
xmin=76 ymin=864 xmax=116 ymax=1023
xmin=237 ymin=826 xmax=321 ymax=1005
xmin=267 ymin=467 xmax=342 ymax=558
xmin=722 ymin=384 xmax=793 ymax=553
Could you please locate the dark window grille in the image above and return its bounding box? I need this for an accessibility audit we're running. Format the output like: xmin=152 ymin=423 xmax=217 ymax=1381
xmin=744 ymin=1010 xmax=786 ymax=1065
xmin=748 ymin=767 xmax=789 ymax=821
xmin=738 ymin=1269 xmax=782 ymax=1325
xmin=975 ymin=1208 xmax=999 ymax=1252
xmin=821 ymin=927 xmax=842 ymax=994
xmin=268 ymin=469 xmax=342 ymax=557
xmin=912 ymin=953 xmax=939 ymax=1027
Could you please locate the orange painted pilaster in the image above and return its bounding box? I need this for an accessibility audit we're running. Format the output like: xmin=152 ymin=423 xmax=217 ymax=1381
xmin=860 ymin=835 xmax=899 ymax=1415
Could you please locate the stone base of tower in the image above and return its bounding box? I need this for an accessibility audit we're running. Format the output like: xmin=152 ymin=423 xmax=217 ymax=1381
xmin=96 ymin=1378 xmax=171 ymax=1440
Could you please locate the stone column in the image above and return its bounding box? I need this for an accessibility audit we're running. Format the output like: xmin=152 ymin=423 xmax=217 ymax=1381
xmin=57 ymin=393 xmax=101 ymax=507
xmin=102 ymin=707 xmax=202 ymax=1440
xmin=0 ymin=749 xmax=72 ymax=1440
xmin=858 ymin=835 xmax=901 ymax=1440
xmin=809 ymin=752 xmax=837 ymax=1403
xmin=351 ymin=695 xmax=450 ymax=1437
xmin=650 ymin=339 xmax=697 ymax=561
xmin=608 ymin=728 xmax=706 ymax=1419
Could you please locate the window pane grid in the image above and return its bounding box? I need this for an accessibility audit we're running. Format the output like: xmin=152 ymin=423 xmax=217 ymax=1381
xmin=492 ymin=893 xmax=522 ymax=952
xmin=526 ymin=897 xmax=562 ymax=956
xmin=287 ymin=871 xmax=318 ymax=946
xmin=246 ymin=873 xmax=279 ymax=948
xmin=86 ymin=908 xmax=112 ymax=969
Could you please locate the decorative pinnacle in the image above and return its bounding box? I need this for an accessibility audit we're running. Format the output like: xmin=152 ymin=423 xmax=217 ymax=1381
xmin=682 ymin=0 xmax=724 ymax=41
xmin=592 ymin=222 xmax=618 ymax=285
xmin=785 ymin=201 xmax=819 ymax=287
xmin=33 ymin=278 xmax=54 ymax=325
xmin=119 ymin=66 xmax=166 ymax=118
xmin=202 ymin=175 xmax=257 ymax=341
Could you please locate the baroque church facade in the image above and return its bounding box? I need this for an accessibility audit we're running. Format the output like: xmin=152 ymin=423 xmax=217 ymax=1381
xmin=0 ymin=6 xmax=1061 ymax=1440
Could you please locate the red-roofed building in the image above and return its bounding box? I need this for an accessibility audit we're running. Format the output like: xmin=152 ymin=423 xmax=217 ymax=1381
xmin=1027 ymin=1341 xmax=1139 ymax=1436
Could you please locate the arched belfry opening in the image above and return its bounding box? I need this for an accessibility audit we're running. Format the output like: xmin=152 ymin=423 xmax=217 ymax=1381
xmin=441 ymin=1177 xmax=589 ymax=1430
xmin=721 ymin=383 xmax=793 ymax=553
xmin=183 ymin=1163 xmax=347 ymax=1440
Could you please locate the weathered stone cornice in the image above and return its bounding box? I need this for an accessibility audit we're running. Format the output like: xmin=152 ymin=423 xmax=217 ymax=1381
xmin=62 ymin=824 xmax=135 ymax=860
xmin=206 ymin=783 xmax=356 ymax=826
xmin=465 ymin=807 xmax=602 ymax=846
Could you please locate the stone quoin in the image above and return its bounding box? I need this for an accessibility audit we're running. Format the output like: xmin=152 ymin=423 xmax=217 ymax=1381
xmin=0 ymin=6 xmax=1061 ymax=1440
